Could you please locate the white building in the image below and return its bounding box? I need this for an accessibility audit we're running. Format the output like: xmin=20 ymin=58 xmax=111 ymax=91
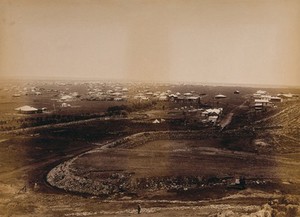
xmin=215 ymin=94 xmax=227 ymax=99
xmin=15 ymin=105 xmax=39 ymax=114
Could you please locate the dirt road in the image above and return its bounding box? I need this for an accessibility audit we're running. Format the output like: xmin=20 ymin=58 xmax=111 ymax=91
xmin=220 ymin=99 xmax=248 ymax=130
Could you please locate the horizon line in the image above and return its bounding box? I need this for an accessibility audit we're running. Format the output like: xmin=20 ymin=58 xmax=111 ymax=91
xmin=1 ymin=75 xmax=300 ymax=89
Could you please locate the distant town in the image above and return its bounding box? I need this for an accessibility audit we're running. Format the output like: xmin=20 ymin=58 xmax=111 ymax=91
xmin=0 ymin=80 xmax=298 ymax=133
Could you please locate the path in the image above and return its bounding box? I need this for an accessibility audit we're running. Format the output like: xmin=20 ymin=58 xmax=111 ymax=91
xmin=0 ymin=116 xmax=130 ymax=135
xmin=219 ymin=100 xmax=248 ymax=130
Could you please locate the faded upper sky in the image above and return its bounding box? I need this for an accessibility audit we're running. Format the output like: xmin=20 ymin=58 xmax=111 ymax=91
xmin=0 ymin=0 xmax=300 ymax=86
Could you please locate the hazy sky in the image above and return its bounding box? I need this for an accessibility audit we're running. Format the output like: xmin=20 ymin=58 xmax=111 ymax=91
xmin=0 ymin=0 xmax=300 ymax=86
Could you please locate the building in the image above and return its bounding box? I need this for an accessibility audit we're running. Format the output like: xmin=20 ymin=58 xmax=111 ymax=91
xmin=215 ymin=94 xmax=227 ymax=99
xmin=201 ymin=108 xmax=223 ymax=125
xmin=254 ymin=99 xmax=270 ymax=107
xmin=158 ymin=95 xmax=168 ymax=101
xmin=256 ymin=90 xmax=267 ymax=95
xmin=61 ymin=103 xmax=71 ymax=107
xmin=253 ymin=90 xmax=267 ymax=99
xmin=270 ymin=96 xmax=282 ymax=103
xmin=152 ymin=119 xmax=160 ymax=124
xmin=254 ymin=99 xmax=271 ymax=111
xmin=15 ymin=105 xmax=39 ymax=114
xmin=255 ymin=103 xmax=263 ymax=111
xmin=186 ymin=96 xmax=200 ymax=103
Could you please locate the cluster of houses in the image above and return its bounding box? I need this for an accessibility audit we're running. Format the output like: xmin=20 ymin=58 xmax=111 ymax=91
xmin=84 ymin=85 xmax=129 ymax=101
xmin=12 ymin=86 xmax=43 ymax=97
xmin=253 ymin=90 xmax=299 ymax=111
xmin=9 ymin=81 xmax=229 ymax=107
xmin=152 ymin=107 xmax=223 ymax=126
xmin=253 ymin=90 xmax=283 ymax=111
xmin=202 ymin=108 xmax=223 ymax=124
xmin=133 ymin=90 xmax=207 ymax=104
xmin=57 ymin=86 xmax=228 ymax=105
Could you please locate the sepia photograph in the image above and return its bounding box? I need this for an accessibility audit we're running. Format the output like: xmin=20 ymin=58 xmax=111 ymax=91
xmin=0 ymin=0 xmax=299 ymax=216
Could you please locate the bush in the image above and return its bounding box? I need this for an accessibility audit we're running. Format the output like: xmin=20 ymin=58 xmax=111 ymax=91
xmin=107 ymin=105 xmax=128 ymax=116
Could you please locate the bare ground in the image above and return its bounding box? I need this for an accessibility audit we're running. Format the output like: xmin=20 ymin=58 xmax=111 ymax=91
xmin=1 ymin=100 xmax=300 ymax=216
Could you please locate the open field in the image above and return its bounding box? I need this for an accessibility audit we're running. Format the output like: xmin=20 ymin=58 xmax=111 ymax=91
xmin=47 ymin=137 xmax=281 ymax=197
